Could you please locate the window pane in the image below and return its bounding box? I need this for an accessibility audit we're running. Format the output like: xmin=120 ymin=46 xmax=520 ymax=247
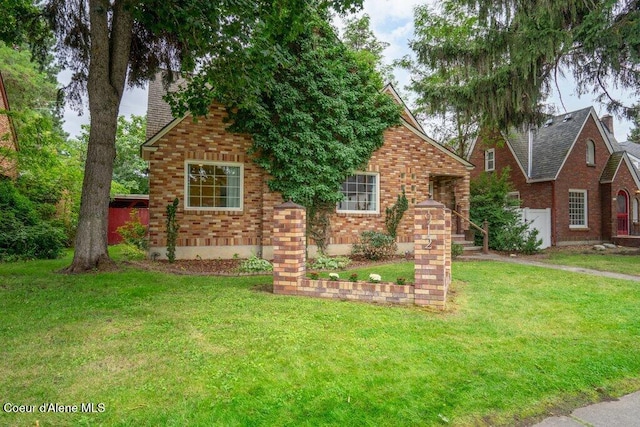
xmin=187 ymin=163 xmax=241 ymax=209
xmin=338 ymin=174 xmax=377 ymax=212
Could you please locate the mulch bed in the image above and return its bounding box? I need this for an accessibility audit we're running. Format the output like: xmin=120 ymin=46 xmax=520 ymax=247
xmin=128 ymin=255 xmax=411 ymax=276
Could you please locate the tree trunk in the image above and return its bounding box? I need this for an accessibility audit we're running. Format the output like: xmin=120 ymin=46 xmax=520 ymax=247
xmin=64 ymin=0 xmax=134 ymax=272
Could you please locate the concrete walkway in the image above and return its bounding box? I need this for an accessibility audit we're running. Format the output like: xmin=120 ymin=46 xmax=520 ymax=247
xmin=532 ymin=391 xmax=640 ymax=426
xmin=461 ymin=252 xmax=640 ymax=426
xmin=460 ymin=252 xmax=640 ymax=282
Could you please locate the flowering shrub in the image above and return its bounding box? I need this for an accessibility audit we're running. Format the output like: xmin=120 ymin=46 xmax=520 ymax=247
xmin=309 ymin=272 xmax=320 ymax=280
xmin=349 ymin=273 xmax=358 ymax=282
xmin=396 ymin=277 xmax=406 ymax=286
xmin=369 ymin=273 xmax=381 ymax=283
xmin=329 ymin=273 xmax=339 ymax=281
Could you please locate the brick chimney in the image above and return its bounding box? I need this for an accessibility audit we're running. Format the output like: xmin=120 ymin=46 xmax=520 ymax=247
xmin=600 ymin=114 xmax=614 ymax=135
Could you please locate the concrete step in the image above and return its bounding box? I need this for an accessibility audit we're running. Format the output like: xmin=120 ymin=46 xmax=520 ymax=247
xmin=452 ymin=234 xmax=482 ymax=252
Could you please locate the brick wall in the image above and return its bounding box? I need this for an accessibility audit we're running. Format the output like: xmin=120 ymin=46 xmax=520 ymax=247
xmin=146 ymin=104 xmax=471 ymax=259
xmin=470 ymin=116 xmax=629 ymax=245
xmin=0 ymin=76 xmax=17 ymax=179
xmin=273 ymin=201 xmax=451 ymax=309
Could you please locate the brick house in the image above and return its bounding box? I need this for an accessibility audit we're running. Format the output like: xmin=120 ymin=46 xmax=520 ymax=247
xmin=468 ymin=107 xmax=640 ymax=246
xmin=0 ymin=71 xmax=18 ymax=179
xmin=141 ymin=75 xmax=473 ymax=259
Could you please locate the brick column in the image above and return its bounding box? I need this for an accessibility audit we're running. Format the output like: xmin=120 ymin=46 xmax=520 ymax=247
xmin=272 ymin=201 xmax=306 ymax=295
xmin=414 ymin=200 xmax=451 ymax=309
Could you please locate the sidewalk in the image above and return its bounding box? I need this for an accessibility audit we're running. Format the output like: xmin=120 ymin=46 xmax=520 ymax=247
xmin=461 ymin=252 xmax=640 ymax=426
xmin=533 ymin=391 xmax=640 ymax=426
xmin=460 ymin=252 xmax=640 ymax=282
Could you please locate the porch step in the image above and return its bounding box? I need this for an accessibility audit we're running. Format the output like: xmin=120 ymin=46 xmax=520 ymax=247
xmin=452 ymin=234 xmax=482 ymax=252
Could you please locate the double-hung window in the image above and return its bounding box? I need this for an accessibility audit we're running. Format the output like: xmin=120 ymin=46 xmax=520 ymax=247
xmin=569 ymin=189 xmax=588 ymax=228
xmin=185 ymin=161 xmax=243 ymax=210
xmin=485 ymin=149 xmax=495 ymax=171
xmin=337 ymin=173 xmax=379 ymax=213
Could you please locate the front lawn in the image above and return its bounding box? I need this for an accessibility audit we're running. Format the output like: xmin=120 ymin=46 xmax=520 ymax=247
xmin=1 ymin=251 xmax=640 ymax=426
xmin=541 ymin=247 xmax=640 ymax=276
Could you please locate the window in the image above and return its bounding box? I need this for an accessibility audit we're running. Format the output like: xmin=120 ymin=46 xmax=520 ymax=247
xmin=507 ymin=191 xmax=521 ymax=201
xmin=634 ymin=199 xmax=639 ymax=222
xmin=338 ymin=173 xmax=378 ymax=213
xmin=569 ymin=189 xmax=588 ymax=228
xmin=485 ymin=149 xmax=495 ymax=171
xmin=185 ymin=161 xmax=242 ymax=210
xmin=586 ymin=140 xmax=595 ymax=165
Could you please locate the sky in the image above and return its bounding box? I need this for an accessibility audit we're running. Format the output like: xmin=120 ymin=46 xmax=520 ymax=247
xmin=61 ymin=0 xmax=635 ymax=141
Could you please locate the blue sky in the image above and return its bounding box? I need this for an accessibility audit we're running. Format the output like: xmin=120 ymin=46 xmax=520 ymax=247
xmin=62 ymin=0 xmax=635 ymax=141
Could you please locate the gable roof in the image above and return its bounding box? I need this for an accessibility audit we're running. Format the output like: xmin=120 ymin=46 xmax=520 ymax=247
xmin=495 ymin=107 xmax=616 ymax=182
xmin=142 ymin=75 xmax=473 ymax=169
xmin=600 ymin=151 xmax=640 ymax=189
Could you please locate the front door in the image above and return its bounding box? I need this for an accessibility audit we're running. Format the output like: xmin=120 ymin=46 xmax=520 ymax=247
xmin=617 ymin=190 xmax=629 ymax=236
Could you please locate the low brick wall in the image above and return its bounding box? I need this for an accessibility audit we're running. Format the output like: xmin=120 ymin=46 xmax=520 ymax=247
xmin=297 ymin=279 xmax=414 ymax=304
xmin=272 ymin=200 xmax=451 ymax=309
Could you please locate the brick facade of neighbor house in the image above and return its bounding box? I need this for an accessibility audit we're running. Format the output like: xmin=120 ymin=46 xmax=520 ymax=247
xmin=143 ymin=78 xmax=473 ymax=260
xmin=0 ymin=71 xmax=18 ymax=179
xmin=469 ymin=107 xmax=640 ymax=246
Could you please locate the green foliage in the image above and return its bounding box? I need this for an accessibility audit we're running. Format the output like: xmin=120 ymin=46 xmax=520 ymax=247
xmin=385 ymin=190 xmax=409 ymax=238
xmin=309 ymin=254 xmax=352 ymax=270
xmin=0 ymin=179 xmax=66 ymax=260
xmin=451 ymin=242 xmax=464 ymax=259
xmin=116 ymin=209 xmax=148 ymax=251
xmin=239 ymin=255 xmax=273 ymax=273
xmin=0 ymin=42 xmax=83 ymax=240
xmin=470 ymin=169 xmax=541 ymax=253
xmin=165 ymin=198 xmax=179 ymax=263
xmin=408 ymin=0 xmax=640 ymax=130
xmin=352 ymin=230 xmax=397 ymax=261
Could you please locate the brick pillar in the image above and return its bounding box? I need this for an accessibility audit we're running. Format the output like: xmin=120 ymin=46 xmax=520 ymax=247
xmin=414 ymin=200 xmax=451 ymax=309
xmin=272 ymin=201 xmax=306 ymax=295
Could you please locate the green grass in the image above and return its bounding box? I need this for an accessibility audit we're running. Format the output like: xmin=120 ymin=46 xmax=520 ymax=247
xmin=543 ymin=249 xmax=640 ymax=276
xmin=1 ymin=251 xmax=640 ymax=426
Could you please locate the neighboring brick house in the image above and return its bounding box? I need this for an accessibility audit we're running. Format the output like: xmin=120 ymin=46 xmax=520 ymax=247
xmin=0 ymin=71 xmax=18 ymax=178
xmin=468 ymin=107 xmax=640 ymax=246
xmin=142 ymin=75 xmax=473 ymax=259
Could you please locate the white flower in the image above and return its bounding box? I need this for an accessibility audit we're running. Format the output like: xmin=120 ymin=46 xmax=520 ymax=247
xmin=369 ymin=273 xmax=381 ymax=282
xmin=329 ymin=273 xmax=340 ymax=280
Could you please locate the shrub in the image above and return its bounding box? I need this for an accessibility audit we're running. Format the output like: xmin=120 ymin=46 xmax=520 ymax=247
xmin=166 ymin=198 xmax=180 ymax=263
xmin=239 ymin=255 xmax=273 ymax=273
xmin=309 ymin=254 xmax=351 ymax=270
xmin=470 ymin=169 xmax=541 ymax=253
xmin=451 ymin=242 xmax=464 ymax=259
xmin=117 ymin=209 xmax=148 ymax=250
xmin=308 ymin=272 xmax=320 ymax=280
xmin=0 ymin=179 xmax=66 ymax=261
xmin=396 ymin=277 xmax=406 ymax=286
xmin=352 ymin=230 xmax=397 ymax=260
xmin=349 ymin=273 xmax=358 ymax=282
xmin=385 ymin=190 xmax=409 ymax=238
xmin=328 ymin=273 xmax=339 ymax=281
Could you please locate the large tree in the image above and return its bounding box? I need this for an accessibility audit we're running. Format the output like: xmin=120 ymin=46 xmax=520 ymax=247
xmin=409 ymin=0 xmax=640 ymax=131
xmin=167 ymin=7 xmax=400 ymax=253
xmin=26 ymin=0 xmax=364 ymax=272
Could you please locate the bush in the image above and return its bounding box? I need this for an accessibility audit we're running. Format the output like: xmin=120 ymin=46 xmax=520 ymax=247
xmin=451 ymin=242 xmax=464 ymax=259
xmin=117 ymin=209 xmax=148 ymax=250
xmin=239 ymin=255 xmax=273 ymax=273
xmin=470 ymin=169 xmax=541 ymax=253
xmin=309 ymin=254 xmax=351 ymax=270
xmin=0 ymin=179 xmax=66 ymax=261
xmin=351 ymin=230 xmax=397 ymax=260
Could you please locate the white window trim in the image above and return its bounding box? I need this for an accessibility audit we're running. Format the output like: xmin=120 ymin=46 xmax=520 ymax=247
xmin=633 ymin=198 xmax=639 ymax=222
xmin=337 ymin=172 xmax=380 ymax=214
xmin=507 ymin=191 xmax=520 ymax=200
xmin=485 ymin=148 xmax=495 ymax=171
xmin=184 ymin=160 xmax=244 ymax=211
xmin=569 ymin=189 xmax=588 ymax=229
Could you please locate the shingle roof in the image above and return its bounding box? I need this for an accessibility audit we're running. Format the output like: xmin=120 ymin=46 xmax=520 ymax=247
xmin=600 ymin=151 xmax=624 ymax=183
xmin=145 ymin=71 xmax=186 ymax=140
xmin=505 ymin=107 xmax=593 ymax=180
